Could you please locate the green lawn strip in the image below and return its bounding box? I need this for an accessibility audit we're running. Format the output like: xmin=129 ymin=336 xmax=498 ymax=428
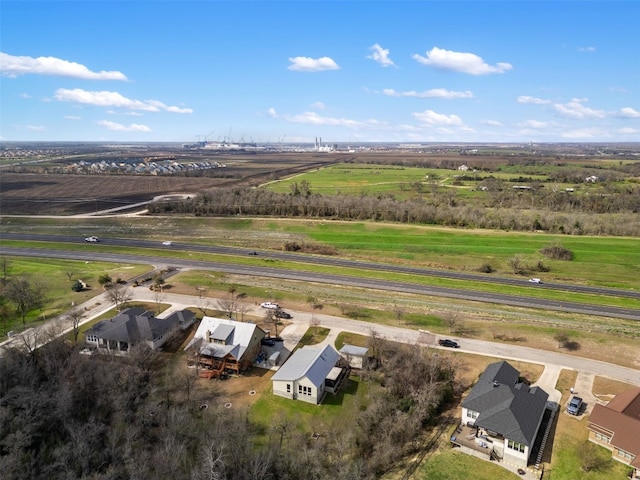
xmin=4 ymin=240 xmax=639 ymax=311
xmin=2 ymin=218 xmax=638 ymax=290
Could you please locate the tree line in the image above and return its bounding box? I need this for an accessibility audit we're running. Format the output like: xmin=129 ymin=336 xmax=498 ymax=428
xmin=148 ymin=183 xmax=640 ymax=236
xmin=0 ymin=332 xmax=457 ymax=480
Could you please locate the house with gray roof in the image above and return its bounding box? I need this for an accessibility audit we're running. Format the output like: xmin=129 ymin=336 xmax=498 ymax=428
xmin=339 ymin=344 xmax=370 ymax=369
xmin=184 ymin=316 xmax=267 ymax=375
xmin=85 ymin=307 xmax=195 ymax=355
xmin=272 ymin=344 xmax=349 ymax=405
xmin=460 ymin=360 xmax=549 ymax=467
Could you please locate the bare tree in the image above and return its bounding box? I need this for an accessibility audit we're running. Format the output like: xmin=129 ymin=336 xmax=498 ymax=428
xmin=0 ymin=256 xmax=9 ymax=284
xmin=106 ymin=284 xmax=132 ymax=312
xmin=66 ymin=307 xmax=85 ymax=344
xmin=393 ymin=301 xmax=405 ymax=325
xmin=236 ymin=302 xmax=251 ymax=322
xmin=5 ymin=276 xmax=45 ymax=326
xmin=217 ymin=290 xmax=239 ymax=319
xmin=196 ymin=295 xmax=214 ymax=316
xmin=153 ymin=288 xmax=166 ymax=315
xmin=65 ymin=270 xmax=74 ymax=282
xmin=310 ymin=313 xmax=321 ymax=335
xmin=264 ymin=309 xmax=279 ymax=337
xmin=444 ymin=311 xmax=461 ymax=334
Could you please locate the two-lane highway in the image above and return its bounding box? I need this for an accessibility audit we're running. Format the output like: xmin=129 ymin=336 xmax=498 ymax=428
xmin=2 ymin=243 xmax=640 ymax=321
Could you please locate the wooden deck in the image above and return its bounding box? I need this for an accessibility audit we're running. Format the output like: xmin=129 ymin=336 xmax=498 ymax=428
xmin=450 ymin=424 xmax=497 ymax=460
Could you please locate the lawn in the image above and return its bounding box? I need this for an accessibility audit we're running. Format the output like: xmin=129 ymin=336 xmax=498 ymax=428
xmin=0 ymin=257 xmax=151 ymax=336
xmin=248 ymin=374 xmax=372 ymax=448
xmin=545 ymin=370 xmax=632 ymax=480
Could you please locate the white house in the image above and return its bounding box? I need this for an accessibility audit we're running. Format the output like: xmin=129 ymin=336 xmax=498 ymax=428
xmin=184 ymin=316 xmax=267 ymax=375
xmin=272 ymin=344 xmax=348 ymax=404
xmin=459 ymin=361 xmax=549 ymax=468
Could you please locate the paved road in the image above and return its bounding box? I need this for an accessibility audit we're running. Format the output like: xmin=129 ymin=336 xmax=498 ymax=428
xmin=9 ymin=287 xmax=634 ymax=388
xmin=2 ymin=246 xmax=640 ymax=322
xmin=3 ymin=233 xmax=640 ymax=299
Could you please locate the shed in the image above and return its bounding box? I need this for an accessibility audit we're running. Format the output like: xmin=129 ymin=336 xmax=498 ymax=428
xmin=339 ymin=344 xmax=370 ymax=369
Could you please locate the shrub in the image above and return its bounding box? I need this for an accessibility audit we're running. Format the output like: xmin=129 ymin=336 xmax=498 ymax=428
xmin=478 ymin=263 xmax=494 ymax=273
xmin=540 ymin=242 xmax=574 ymax=261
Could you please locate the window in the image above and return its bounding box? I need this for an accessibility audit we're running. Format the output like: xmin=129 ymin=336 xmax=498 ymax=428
xmin=87 ymin=335 xmax=97 ymax=342
xmin=594 ymin=432 xmax=610 ymax=443
xmin=507 ymin=440 xmax=526 ymax=453
xmin=466 ymin=410 xmax=479 ymax=419
xmin=617 ymin=449 xmax=633 ymax=461
xmin=286 ymin=384 xmax=290 ymax=393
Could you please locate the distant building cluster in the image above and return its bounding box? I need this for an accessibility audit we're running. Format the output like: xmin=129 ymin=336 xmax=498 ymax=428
xmin=64 ymin=159 xmax=225 ymax=175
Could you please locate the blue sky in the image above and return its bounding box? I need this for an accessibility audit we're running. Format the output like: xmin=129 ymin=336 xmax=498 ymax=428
xmin=1 ymin=1 xmax=639 ymax=143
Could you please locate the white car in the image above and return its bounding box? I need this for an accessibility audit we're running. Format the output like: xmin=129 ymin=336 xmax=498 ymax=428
xmin=260 ymin=302 xmax=280 ymax=309
xmin=528 ymin=278 xmax=543 ymax=284
xmin=162 ymin=241 xmax=173 ymax=246
xmin=84 ymin=236 xmax=99 ymax=243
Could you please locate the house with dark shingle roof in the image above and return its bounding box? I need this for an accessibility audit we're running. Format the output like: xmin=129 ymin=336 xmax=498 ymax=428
xmin=460 ymin=361 xmax=549 ymax=467
xmin=85 ymin=307 xmax=195 ymax=355
xmin=587 ymin=387 xmax=640 ymax=479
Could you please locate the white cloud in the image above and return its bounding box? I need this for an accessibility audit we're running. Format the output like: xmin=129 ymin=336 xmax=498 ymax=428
xmin=26 ymin=125 xmax=47 ymax=131
xmin=412 ymin=47 xmax=512 ymax=75
xmin=64 ymin=115 xmax=81 ymax=120
xmin=413 ymin=109 xmax=464 ymax=126
xmin=19 ymin=92 xmax=31 ymax=99
xmin=553 ymin=98 xmax=606 ymax=119
xmin=287 ymin=56 xmax=340 ymax=72
xmin=578 ymin=46 xmax=596 ymax=52
xmin=267 ymin=107 xmax=278 ymax=118
xmin=96 ymin=120 xmax=151 ymax=132
xmin=0 ymin=52 xmax=127 ymax=80
xmin=367 ymin=43 xmax=395 ymax=67
xmin=383 ymin=88 xmax=473 ymax=99
xmin=615 ymin=107 xmax=640 ymax=118
xmin=519 ymin=119 xmax=553 ymax=129
xmin=560 ymin=127 xmax=603 ymax=139
xmin=311 ymin=101 xmax=326 ymax=110
xmin=620 ymin=127 xmax=640 ymax=134
xmin=517 ymin=96 xmax=551 ymax=105
xmin=283 ymin=111 xmax=385 ymax=129
xmin=483 ymin=120 xmax=504 ymax=126
xmin=54 ymin=88 xmax=192 ymax=113
xmin=124 ymin=111 xmax=144 ymax=116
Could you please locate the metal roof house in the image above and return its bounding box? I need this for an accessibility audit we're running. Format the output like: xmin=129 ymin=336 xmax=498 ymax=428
xmin=85 ymin=307 xmax=195 ymax=355
xmin=339 ymin=344 xmax=370 ymax=369
xmin=459 ymin=361 xmax=549 ymax=468
xmin=272 ymin=344 xmax=348 ymax=405
xmin=184 ymin=316 xmax=267 ymax=375
xmin=587 ymin=387 xmax=640 ymax=479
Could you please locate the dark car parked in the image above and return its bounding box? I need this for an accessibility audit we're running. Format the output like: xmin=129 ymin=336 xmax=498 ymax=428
xmin=438 ymin=339 xmax=460 ymax=348
xmin=261 ymin=338 xmax=276 ymax=347
xmin=275 ymin=310 xmax=292 ymax=319
xmin=567 ymin=396 xmax=583 ymax=415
